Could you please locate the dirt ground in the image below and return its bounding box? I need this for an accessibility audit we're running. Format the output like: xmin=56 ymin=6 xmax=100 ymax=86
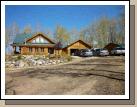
xmin=5 ymin=56 xmax=125 ymax=95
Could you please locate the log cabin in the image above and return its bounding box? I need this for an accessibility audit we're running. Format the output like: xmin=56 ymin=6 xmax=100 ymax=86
xmin=11 ymin=32 xmax=56 ymax=55
xmin=11 ymin=32 xmax=92 ymax=56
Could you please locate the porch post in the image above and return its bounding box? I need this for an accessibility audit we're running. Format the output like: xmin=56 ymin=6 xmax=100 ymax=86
xmin=68 ymin=48 xmax=70 ymax=56
xmin=19 ymin=46 xmax=21 ymax=54
xmin=13 ymin=46 xmax=16 ymax=54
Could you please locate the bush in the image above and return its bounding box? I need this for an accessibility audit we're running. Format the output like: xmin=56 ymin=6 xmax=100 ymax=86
xmin=66 ymin=55 xmax=72 ymax=61
xmin=5 ymin=55 xmax=13 ymax=61
xmin=15 ymin=55 xmax=22 ymax=61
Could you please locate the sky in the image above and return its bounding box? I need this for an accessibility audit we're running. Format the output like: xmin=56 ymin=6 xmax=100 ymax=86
xmin=5 ymin=5 xmax=124 ymax=33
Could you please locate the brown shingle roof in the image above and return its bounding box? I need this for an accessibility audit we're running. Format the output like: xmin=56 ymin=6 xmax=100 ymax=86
xmin=63 ymin=39 xmax=92 ymax=49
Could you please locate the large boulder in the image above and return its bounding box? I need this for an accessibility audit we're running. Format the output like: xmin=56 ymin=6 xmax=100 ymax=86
xmin=57 ymin=60 xmax=61 ymax=63
xmin=14 ymin=60 xmax=26 ymax=67
xmin=8 ymin=64 xmax=15 ymax=68
xmin=14 ymin=61 xmax=20 ymax=67
xmin=19 ymin=60 xmax=25 ymax=67
xmin=52 ymin=62 xmax=57 ymax=64
xmin=36 ymin=60 xmax=45 ymax=65
xmin=37 ymin=61 xmax=43 ymax=65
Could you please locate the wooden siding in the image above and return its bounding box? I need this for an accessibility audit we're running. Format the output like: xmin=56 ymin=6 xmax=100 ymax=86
xmin=54 ymin=50 xmax=62 ymax=56
xmin=68 ymin=41 xmax=90 ymax=49
xmin=12 ymin=37 xmax=92 ymax=56
xmin=62 ymin=40 xmax=92 ymax=55
xmin=18 ymin=33 xmax=56 ymax=55
xmin=20 ymin=46 xmax=52 ymax=55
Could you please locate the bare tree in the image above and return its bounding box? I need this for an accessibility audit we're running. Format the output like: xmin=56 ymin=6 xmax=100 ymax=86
xmin=54 ymin=25 xmax=70 ymax=45
xmin=5 ymin=27 xmax=10 ymax=48
xmin=78 ymin=29 xmax=89 ymax=42
xmin=35 ymin=22 xmax=43 ymax=33
xmin=85 ymin=23 xmax=98 ymax=47
xmin=5 ymin=22 xmax=19 ymax=54
xmin=108 ymin=19 xmax=117 ymax=43
xmin=95 ymin=16 xmax=110 ymax=48
xmin=79 ymin=30 xmax=85 ymax=41
xmin=117 ymin=7 xmax=125 ymax=44
xmin=10 ymin=22 xmax=19 ymax=41
xmin=23 ymin=24 xmax=32 ymax=34
xmin=44 ymin=28 xmax=51 ymax=35
xmin=70 ymin=28 xmax=79 ymax=43
xmin=5 ymin=27 xmax=11 ymax=54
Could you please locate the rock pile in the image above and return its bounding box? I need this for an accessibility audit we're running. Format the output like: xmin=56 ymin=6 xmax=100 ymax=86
xmin=5 ymin=55 xmax=68 ymax=68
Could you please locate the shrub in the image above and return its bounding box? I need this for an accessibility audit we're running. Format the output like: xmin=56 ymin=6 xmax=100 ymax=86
xmin=66 ymin=55 xmax=72 ymax=61
xmin=16 ymin=55 xmax=22 ymax=61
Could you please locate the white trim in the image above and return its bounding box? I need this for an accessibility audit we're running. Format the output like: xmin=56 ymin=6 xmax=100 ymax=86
xmin=1 ymin=1 xmax=129 ymax=5
xmin=1 ymin=1 xmax=129 ymax=100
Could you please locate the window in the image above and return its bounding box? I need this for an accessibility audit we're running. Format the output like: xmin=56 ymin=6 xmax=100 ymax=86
xmin=40 ymin=37 xmax=44 ymax=43
xmin=35 ymin=37 xmax=39 ymax=43
xmin=31 ymin=36 xmax=50 ymax=44
xmin=29 ymin=47 xmax=33 ymax=52
xmin=32 ymin=39 xmax=36 ymax=43
xmin=41 ymin=48 xmax=44 ymax=52
xmin=35 ymin=48 xmax=39 ymax=52
xmin=48 ymin=48 xmax=54 ymax=54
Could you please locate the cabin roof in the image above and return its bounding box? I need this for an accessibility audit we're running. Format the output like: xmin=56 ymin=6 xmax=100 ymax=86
xmin=13 ymin=33 xmax=33 ymax=44
xmin=104 ymin=43 xmax=125 ymax=52
xmin=13 ymin=32 xmax=55 ymax=44
xmin=63 ymin=39 xmax=92 ymax=49
xmin=11 ymin=43 xmax=55 ymax=47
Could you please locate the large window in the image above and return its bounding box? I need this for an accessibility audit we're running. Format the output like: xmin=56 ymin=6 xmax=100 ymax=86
xmin=32 ymin=36 xmax=49 ymax=44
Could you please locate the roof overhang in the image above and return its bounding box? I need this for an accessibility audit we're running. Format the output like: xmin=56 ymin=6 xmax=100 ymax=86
xmin=26 ymin=32 xmax=55 ymax=44
xmin=62 ymin=39 xmax=92 ymax=49
xmin=11 ymin=43 xmax=55 ymax=48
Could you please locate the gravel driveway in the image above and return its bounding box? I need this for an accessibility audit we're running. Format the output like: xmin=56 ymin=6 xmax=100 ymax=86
xmin=5 ymin=56 xmax=125 ymax=95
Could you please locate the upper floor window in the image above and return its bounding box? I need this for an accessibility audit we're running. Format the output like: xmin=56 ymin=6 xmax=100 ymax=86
xmin=31 ymin=36 xmax=49 ymax=44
